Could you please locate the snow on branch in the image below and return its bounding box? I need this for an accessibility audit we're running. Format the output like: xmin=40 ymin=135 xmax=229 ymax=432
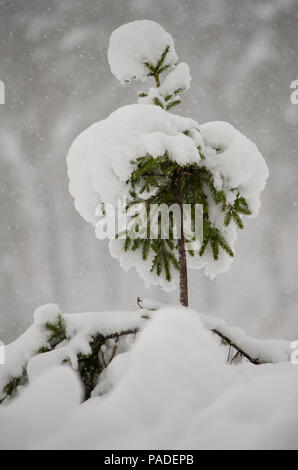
xmin=0 ymin=304 xmax=145 ymax=404
xmin=108 ymin=20 xmax=178 ymax=84
xmin=139 ymin=298 xmax=291 ymax=365
xmin=0 ymin=300 xmax=291 ymax=405
xmin=202 ymin=314 xmax=291 ymax=365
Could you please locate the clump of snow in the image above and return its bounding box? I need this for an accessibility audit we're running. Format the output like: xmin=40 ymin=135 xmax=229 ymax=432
xmin=108 ymin=20 xmax=178 ymax=84
xmin=33 ymin=303 xmax=61 ymax=326
xmin=67 ymin=106 xmax=268 ymax=285
xmin=27 ymin=332 xmax=91 ymax=381
xmin=67 ymin=102 xmax=201 ymax=289
xmin=202 ymin=313 xmax=291 ymax=363
xmin=91 ymin=351 xmax=131 ymax=397
xmin=67 ymin=104 xmax=201 ymax=222
xmin=63 ymin=309 xmax=144 ymax=338
xmin=187 ymin=121 xmax=269 ymax=279
xmin=0 ymin=303 xmax=65 ymax=401
xmin=200 ymin=121 xmax=269 ymax=216
xmin=0 ymin=304 xmax=145 ymax=402
xmin=161 ymin=62 xmax=191 ymax=96
xmin=0 ymin=306 xmax=297 ymax=450
xmin=0 ymin=367 xmax=82 ymax=450
xmin=34 ymin=308 xmax=143 ymax=374
xmin=0 ymin=325 xmax=49 ymax=401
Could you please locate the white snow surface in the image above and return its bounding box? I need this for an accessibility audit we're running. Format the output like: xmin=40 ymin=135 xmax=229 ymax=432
xmin=0 ymin=306 xmax=296 ymax=450
xmin=0 ymin=367 xmax=82 ymax=449
xmin=108 ymin=20 xmax=178 ymax=84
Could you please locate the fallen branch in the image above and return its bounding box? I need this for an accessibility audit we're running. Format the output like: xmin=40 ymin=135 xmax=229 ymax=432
xmin=136 ymin=297 xmax=291 ymax=366
xmin=104 ymin=328 xmax=139 ymax=341
xmin=211 ymin=328 xmax=263 ymax=365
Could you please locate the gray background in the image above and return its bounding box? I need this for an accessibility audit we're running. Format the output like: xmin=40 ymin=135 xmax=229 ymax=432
xmin=0 ymin=0 xmax=297 ymax=342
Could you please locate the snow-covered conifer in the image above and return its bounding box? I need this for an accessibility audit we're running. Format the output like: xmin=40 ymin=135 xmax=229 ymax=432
xmin=67 ymin=20 xmax=269 ymax=306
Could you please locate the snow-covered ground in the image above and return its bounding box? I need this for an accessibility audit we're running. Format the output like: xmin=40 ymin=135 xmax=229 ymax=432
xmin=0 ymin=305 xmax=296 ymax=449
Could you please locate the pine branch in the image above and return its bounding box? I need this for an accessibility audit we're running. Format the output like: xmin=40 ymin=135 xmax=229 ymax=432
xmin=44 ymin=313 xmax=66 ymax=348
xmin=166 ymin=99 xmax=181 ymax=110
xmin=153 ymin=96 xmax=164 ymax=108
xmin=211 ymin=329 xmax=263 ymax=365
xmin=156 ymin=45 xmax=170 ymax=72
xmin=134 ymin=298 xmax=266 ymax=366
xmin=103 ymin=328 xmax=139 ymax=341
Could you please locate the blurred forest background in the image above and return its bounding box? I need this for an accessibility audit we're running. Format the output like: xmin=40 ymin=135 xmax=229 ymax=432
xmin=0 ymin=0 xmax=297 ymax=342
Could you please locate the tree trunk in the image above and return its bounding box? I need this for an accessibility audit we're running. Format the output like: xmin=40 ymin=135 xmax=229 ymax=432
xmin=173 ymin=176 xmax=189 ymax=307
xmin=177 ymin=226 xmax=188 ymax=307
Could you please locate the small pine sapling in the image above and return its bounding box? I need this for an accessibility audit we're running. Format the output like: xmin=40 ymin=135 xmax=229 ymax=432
xmin=67 ymin=20 xmax=269 ymax=306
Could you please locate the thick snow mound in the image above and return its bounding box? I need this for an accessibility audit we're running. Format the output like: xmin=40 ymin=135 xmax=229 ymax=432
xmin=0 ymin=366 xmax=82 ymax=450
xmin=67 ymin=104 xmax=201 ymax=223
xmin=108 ymin=20 xmax=178 ymax=84
xmin=0 ymin=306 xmax=297 ymax=450
xmin=34 ymin=307 xmax=232 ymax=449
xmin=177 ymin=362 xmax=298 ymax=450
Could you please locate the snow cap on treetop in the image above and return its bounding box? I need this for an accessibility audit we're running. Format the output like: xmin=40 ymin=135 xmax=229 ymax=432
xmin=68 ymin=19 xmax=269 ymax=289
xmin=108 ymin=20 xmax=178 ymax=84
xmin=33 ymin=303 xmax=61 ymax=326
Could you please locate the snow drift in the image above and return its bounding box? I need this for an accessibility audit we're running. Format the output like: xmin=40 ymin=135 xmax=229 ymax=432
xmin=0 ymin=306 xmax=296 ymax=450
